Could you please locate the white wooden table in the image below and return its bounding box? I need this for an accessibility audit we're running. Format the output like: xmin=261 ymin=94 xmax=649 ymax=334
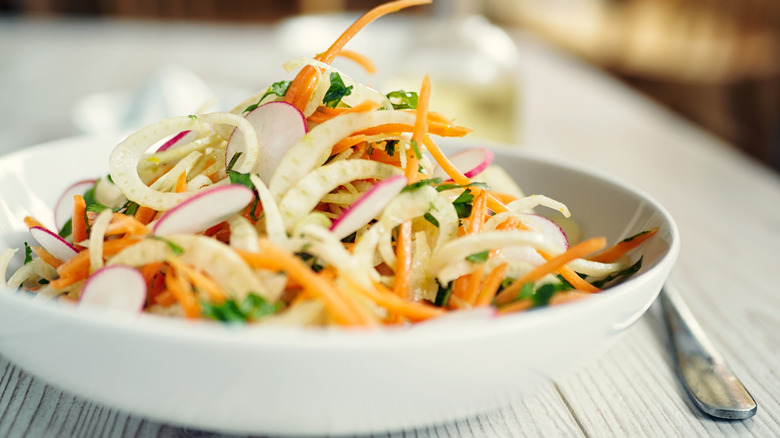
xmin=1 ymin=16 xmax=779 ymax=437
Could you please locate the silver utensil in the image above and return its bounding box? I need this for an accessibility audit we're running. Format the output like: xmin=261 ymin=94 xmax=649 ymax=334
xmin=660 ymin=282 xmax=757 ymax=419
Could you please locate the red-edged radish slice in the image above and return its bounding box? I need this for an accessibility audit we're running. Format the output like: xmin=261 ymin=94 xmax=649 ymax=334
xmin=520 ymin=213 xmax=569 ymax=250
xmin=79 ymin=265 xmax=146 ymax=312
xmin=432 ymin=147 xmax=494 ymax=180
xmin=157 ymin=130 xmax=195 ymax=152
xmin=225 ymin=101 xmax=306 ymax=183
xmin=330 ymin=175 xmax=408 ymax=239
xmin=54 ymin=179 xmax=96 ymax=231
xmin=152 ymin=184 xmax=254 ymax=236
xmin=29 ymin=226 xmax=79 ymax=262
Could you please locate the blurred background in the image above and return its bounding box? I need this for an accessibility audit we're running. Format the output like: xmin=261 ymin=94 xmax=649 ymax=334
xmin=1 ymin=0 xmax=778 ymax=171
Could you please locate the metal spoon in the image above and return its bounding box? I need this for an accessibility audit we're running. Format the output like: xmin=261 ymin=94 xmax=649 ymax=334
xmin=660 ymin=282 xmax=757 ymax=419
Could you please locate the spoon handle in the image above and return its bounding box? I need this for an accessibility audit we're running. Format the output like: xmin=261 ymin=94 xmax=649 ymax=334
xmin=660 ymin=283 xmax=757 ymax=419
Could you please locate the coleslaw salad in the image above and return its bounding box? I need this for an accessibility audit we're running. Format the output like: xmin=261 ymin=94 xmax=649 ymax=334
xmin=1 ymin=0 xmax=658 ymax=327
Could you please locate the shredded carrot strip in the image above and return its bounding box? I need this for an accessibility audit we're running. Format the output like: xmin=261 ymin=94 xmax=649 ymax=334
xmin=52 ymin=238 xmax=142 ymax=289
xmin=336 ymin=49 xmax=377 ymax=74
xmin=589 ymin=227 xmax=659 ymax=263
xmin=285 ymin=0 xmax=430 ymax=111
xmin=490 ymin=191 xmax=519 ymax=205
xmin=71 ymin=195 xmax=87 ymax=246
xmin=461 ymin=191 xmax=488 ymax=304
xmin=165 ymin=267 xmax=201 ymax=318
xmin=422 ymin=135 xmax=508 ymax=213
xmin=496 ymin=299 xmax=534 ymax=314
xmin=393 ymin=221 xmax=413 ymax=299
xmin=474 ymin=263 xmax=508 ymax=306
xmin=240 ymin=242 xmax=376 ymax=326
xmin=494 ymin=237 xmax=607 ymax=305
xmin=407 ymin=74 xmax=431 ymax=182
xmin=23 ymin=216 xmax=44 ymax=229
xmin=321 ymin=99 xmax=380 ymax=116
xmin=174 ymin=171 xmax=187 ymax=193
xmin=30 ymin=245 xmax=63 ymax=268
xmin=168 ymin=258 xmax=227 ymax=304
xmin=134 ymin=205 xmax=157 ymax=225
xmin=347 ymin=279 xmax=445 ymax=322
xmin=556 ymin=264 xmax=600 ymax=293
xmin=105 ymin=213 xmax=151 ymax=237
xmin=332 ymin=135 xmax=368 ymax=155
xmin=154 ymin=289 xmax=177 ymax=307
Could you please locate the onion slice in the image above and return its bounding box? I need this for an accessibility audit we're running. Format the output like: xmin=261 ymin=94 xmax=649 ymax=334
xmin=54 ymin=179 xmax=95 ymax=231
xmin=79 ymin=265 xmax=146 ymax=312
xmin=29 ymin=226 xmax=79 ymax=262
xmin=330 ymin=175 xmax=408 ymax=239
xmin=225 ymin=101 xmax=307 ymax=184
xmin=432 ymin=147 xmax=494 ymax=180
xmin=152 ymin=184 xmax=254 ymax=236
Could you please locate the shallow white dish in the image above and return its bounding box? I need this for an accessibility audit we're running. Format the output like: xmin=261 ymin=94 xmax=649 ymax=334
xmin=0 ymin=136 xmax=679 ymax=436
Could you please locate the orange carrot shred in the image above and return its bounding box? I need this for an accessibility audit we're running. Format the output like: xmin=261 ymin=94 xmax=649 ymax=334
xmin=71 ymin=195 xmax=87 ymax=246
xmin=588 ymin=227 xmax=659 ymax=263
xmin=494 ymin=237 xmax=607 ymax=305
xmin=393 ymin=220 xmax=413 ymax=299
xmin=30 ymin=246 xmax=63 ymax=268
xmin=336 ymin=49 xmax=377 ymax=74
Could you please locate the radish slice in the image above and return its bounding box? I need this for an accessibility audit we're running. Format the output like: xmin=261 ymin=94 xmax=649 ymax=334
xmin=156 ymin=130 xmax=195 ymax=152
xmin=225 ymin=101 xmax=306 ymax=184
xmin=79 ymin=265 xmax=146 ymax=312
xmin=432 ymin=147 xmax=494 ymax=180
xmin=519 ymin=213 xmax=569 ymax=251
xmin=330 ymin=175 xmax=408 ymax=239
xmin=152 ymin=184 xmax=254 ymax=236
xmin=29 ymin=226 xmax=79 ymax=262
xmin=54 ymin=179 xmax=96 ymax=231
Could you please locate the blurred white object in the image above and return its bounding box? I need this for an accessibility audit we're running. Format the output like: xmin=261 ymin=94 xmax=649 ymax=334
xmin=72 ymin=65 xmax=216 ymax=135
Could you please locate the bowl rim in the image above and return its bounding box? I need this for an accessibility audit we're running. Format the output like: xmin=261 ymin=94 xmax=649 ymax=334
xmin=0 ymin=135 xmax=681 ymax=350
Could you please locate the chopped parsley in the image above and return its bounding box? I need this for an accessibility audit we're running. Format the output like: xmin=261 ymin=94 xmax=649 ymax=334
xmin=465 ymin=250 xmax=490 ymax=264
xmin=244 ymin=80 xmax=291 ymax=113
xmin=386 ymin=90 xmax=419 ymax=110
xmin=150 ymin=236 xmax=184 ymax=255
xmin=423 ymin=212 xmax=440 ymax=227
xmin=323 ymin=72 xmax=353 ymax=108
xmin=590 ymin=257 xmax=643 ymax=288
xmin=435 ymin=181 xmax=490 ymax=192
xmin=384 ymin=141 xmax=397 ymax=156
xmin=23 ymin=242 xmax=33 ymax=264
xmin=433 ymin=281 xmax=453 ymax=307
xmin=452 ymin=189 xmax=475 ymax=219
xmin=402 ymin=177 xmax=442 ymax=193
xmin=201 ymin=293 xmax=282 ymax=323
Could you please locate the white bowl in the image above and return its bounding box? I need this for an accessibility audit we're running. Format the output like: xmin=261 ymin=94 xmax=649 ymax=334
xmin=0 ymin=136 xmax=679 ymax=436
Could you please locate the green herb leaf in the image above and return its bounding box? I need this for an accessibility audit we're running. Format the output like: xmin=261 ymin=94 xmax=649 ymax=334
xmin=150 ymin=236 xmax=184 ymax=256
xmin=435 ymin=181 xmax=490 ymax=192
xmin=466 ymin=250 xmax=490 ymax=264
xmin=201 ymin=293 xmax=282 ymax=323
xmin=227 ymin=170 xmax=254 ymax=189
xmin=402 ymin=177 xmax=442 ymax=193
xmin=452 ymin=189 xmax=475 ymax=219
xmin=188 ymin=114 xmax=198 ymax=120
xmin=410 ymin=140 xmax=422 ymax=159
xmin=323 ymin=72 xmax=353 ymax=108
xmin=58 ymin=219 xmax=72 ymax=238
xmin=386 ymin=90 xmax=419 ymax=110
xmin=226 ymin=151 xmax=243 ymax=172
xmin=590 ymin=256 xmax=643 ymax=288
xmin=245 ymin=80 xmax=292 ymax=113
xmin=433 ymin=280 xmax=453 ymax=307
xmin=423 ymin=212 xmax=440 ymax=227
xmin=385 ymin=141 xmax=397 ymax=156
xmin=23 ymin=242 xmax=33 ymax=264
